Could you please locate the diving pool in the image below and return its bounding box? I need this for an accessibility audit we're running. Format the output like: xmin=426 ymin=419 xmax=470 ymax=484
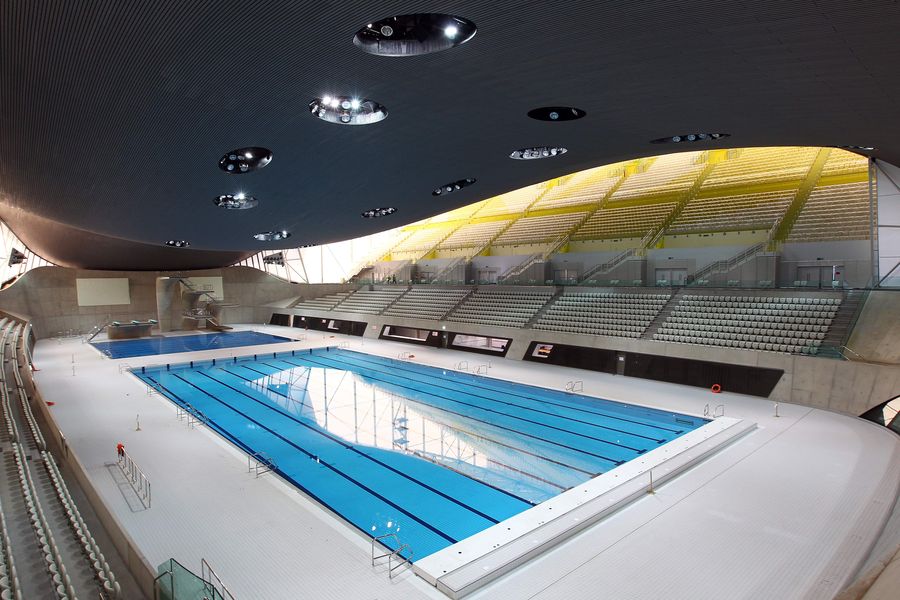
xmin=134 ymin=347 xmax=705 ymax=559
xmin=92 ymin=331 xmax=294 ymax=359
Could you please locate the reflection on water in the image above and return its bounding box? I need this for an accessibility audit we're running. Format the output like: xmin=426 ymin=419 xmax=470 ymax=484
xmin=236 ymin=364 xmax=577 ymax=503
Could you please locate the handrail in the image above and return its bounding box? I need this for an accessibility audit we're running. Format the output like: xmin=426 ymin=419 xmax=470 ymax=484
xmin=371 ymin=533 xmax=413 ymax=578
xmin=117 ymin=448 xmax=151 ymax=508
xmin=201 ymin=558 xmax=236 ymax=600
xmin=247 ymin=451 xmax=276 ymax=478
xmin=579 ymin=248 xmax=636 ymax=283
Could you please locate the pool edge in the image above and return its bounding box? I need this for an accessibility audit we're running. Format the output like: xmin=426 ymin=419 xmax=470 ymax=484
xmin=415 ymin=416 xmax=757 ymax=598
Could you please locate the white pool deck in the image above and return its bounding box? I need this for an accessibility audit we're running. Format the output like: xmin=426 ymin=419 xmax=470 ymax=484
xmin=32 ymin=325 xmax=900 ymax=600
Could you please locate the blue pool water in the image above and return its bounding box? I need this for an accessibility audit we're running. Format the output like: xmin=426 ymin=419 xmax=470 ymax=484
xmin=92 ymin=331 xmax=293 ymax=358
xmin=134 ymin=348 xmax=705 ymax=559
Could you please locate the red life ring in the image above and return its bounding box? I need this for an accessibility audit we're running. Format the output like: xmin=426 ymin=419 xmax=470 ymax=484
xmin=711 ymin=383 xmax=722 ymax=393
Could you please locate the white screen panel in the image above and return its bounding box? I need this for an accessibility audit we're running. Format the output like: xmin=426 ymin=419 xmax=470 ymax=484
xmin=75 ymin=278 xmax=130 ymax=306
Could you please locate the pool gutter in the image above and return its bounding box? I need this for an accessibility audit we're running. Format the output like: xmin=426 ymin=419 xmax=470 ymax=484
xmin=414 ymin=416 xmax=756 ymax=599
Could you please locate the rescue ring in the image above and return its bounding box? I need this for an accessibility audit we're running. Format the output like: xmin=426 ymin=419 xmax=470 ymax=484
xmin=711 ymin=383 xmax=722 ymax=393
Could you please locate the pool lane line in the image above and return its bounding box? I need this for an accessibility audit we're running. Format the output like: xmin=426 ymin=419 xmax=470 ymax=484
xmin=274 ymin=354 xmax=644 ymax=457
xmin=301 ymin=353 xmax=667 ymax=444
xmin=226 ymin=363 xmax=564 ymax=500
xmin=167 ymin=372 xmax=461 ymax=545
xmin=333 ymin=350 xmax=684 ymax=436
xmin=142 ymin=375 xmax=433 ymax=558
xmin=484 ymin=458 xmax=568 ymax=492
xmin=196 ymin=368 xmax=533 ymax=517
xmin=269 ymin=356 xmax=627 ymax=467
xmin=240 ymin=362 xmax=595 ymax=480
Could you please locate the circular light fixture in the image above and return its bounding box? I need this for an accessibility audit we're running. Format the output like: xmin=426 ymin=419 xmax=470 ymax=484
xmin=218 ymin=147 xmax=273 ymax=173
xmin=432 ymin=178 xmax=476 ymax=196
xmin=213 ymin=194 xmax=258 ymax=210
xmin=510 ymin=146 xmax=567 ymax=160
xmin=839 ymin=145 xmax=876 ymax=151
xmin=309 ymin=96 xmax=387 ymax=125
xmin=353 ymin=14 xmax=476 ymax=57
xmin=165 ymin=240 xmax=190 ymax=248
xmin=527 ymin=107 xmax=587 ymax=122
xmin=650 ymin=133 xmax=730 ymax=144
xmin=253 ymin=231 xmax=291 ymax=242
xmin=361 ymin=207 xmax=397 ymax=218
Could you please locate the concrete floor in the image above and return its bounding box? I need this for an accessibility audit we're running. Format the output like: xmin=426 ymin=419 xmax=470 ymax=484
xmin=31 ymin=325 xmax=900 ymax=600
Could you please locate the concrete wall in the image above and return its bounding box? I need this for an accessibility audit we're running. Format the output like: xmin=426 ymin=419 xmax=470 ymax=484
xmin=274 ymin=297 xmax=900 ymax=416
xmin=847 ymin=290 xmax=900 ymax=363
xmin=0 ymin=266 xmax=348 ymax=339
xmin=780 ymin=240 xmax=873 ymax=287
xmin=4 ymin=265 xmax=898 ymax=415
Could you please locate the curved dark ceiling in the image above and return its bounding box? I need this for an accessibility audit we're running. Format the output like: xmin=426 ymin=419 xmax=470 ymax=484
xmin=1 ymin=0 xmax=898 ymax=269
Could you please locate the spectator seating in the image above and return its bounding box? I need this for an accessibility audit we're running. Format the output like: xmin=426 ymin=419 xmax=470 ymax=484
xmin=669 ymin=190 xmax=793 ymax=233
xmin=472 ymin=187 xmax=542 ymax=217
xmin=787 ymin=183 xmax=870 ymax=242
xmin=820 ymin=149 xmax=869 ymax=178
xmin=531 ymin=166 xmax=623 ymax=209
xmin=654 ymin=294 xmax=841 ymax=354
xmin=493 ymin=212 xmax=586 ymax=245
xmin=391 ymin=227 xmax=451 ymax=255
xmin=293 ymin=291 xmax=354 ymax=310
xmin=446 ymin=288 xmax=554 ymax=328
xmin=438 ymin=220 xmax=511 ymax=249
xmin=610 ymin=153 xmax=704 ymax=201
xmin=333 ymin=288 xmax=405 ymax=314
xmin=703 ymin=147 xmax=819 ymax=190
xmin=383 ymin=287 xmax=471 ymax=320
xmin=533 ymin=291 xmax=670 ymax=338
xmin=572 ymin=202 xmax=676 ymax=240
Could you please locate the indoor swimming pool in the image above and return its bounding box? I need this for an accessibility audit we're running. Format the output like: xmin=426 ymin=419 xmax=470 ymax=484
xmin=133 ymin=347 xmax=705 ymax=559
xmin=91 ymin=331 xmax=294 ymax=358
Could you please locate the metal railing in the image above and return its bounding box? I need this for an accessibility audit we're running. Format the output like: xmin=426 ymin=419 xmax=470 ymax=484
xmin=371 ymin=534 xmax=413 ymax=579
xmin=201 ymin=558 xmax=236 ymax=600
xmin=247 ymin=451 xmax=276 ymax=478
xmin=117 ymin=448 xmax=151 ymax=508
xmin=564 ymin=380 xmax=584 ymax=393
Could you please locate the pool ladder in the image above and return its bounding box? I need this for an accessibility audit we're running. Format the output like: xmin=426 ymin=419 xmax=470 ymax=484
xmin=247 ymin=451 xmax=276 ymax=478
xmin=371 ymin=534 xmax=413 ymax=579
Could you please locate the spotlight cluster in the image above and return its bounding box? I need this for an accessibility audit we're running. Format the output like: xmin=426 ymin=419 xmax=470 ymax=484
xmin=165 ymin=240 xmax=190 ymax=248
xmin=213 ymin=193 xmax=258 ymax=210
xmin=309 ymin=96 xmax=387 ymax=125
xmin=650 ymin=133 xmax=730 ymax=144
xmin=353 ymin=14 xmax=477 ymax=57
xmin=253 ymin=231 xmax=291 ymax=242
xmin=510 ymin=147 xmax=567 ymax=160
xmin=361 ymin=207 xmax=397 ymax=218
xmin=218 ymin=147 xmax=272 ymax=173
xmin=433 ymin=178 xmax=476 ymax=196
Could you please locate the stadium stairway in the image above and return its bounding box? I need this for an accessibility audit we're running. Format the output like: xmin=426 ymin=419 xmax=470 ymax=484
xmin=820 ymin=289 xmax=866 ymax=350
xmin=524 ymin=287 xmax=564 ymax=327
xmin=640 ymin=289 xmax=685 ymax=339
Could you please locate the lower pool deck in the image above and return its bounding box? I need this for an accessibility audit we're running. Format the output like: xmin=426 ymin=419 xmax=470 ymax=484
xmin=33 ymin=325 xmax=900 ymax=600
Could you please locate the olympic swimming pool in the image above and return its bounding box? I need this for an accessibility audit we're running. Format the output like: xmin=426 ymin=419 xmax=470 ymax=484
xmin=92 ymin=331 xmax=294 ymax=359
xmin=134 ymin=347 xmax=705 ymax=559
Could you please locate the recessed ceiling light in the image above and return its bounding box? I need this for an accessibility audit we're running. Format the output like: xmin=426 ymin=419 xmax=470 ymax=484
xmin=218 ymin=147 xmax=273 ymax=173
xmin=361 ymin=207 xmax=397 ymax=218
xmin=510 ymin=146 xmax=567 ymax=160
xmin=432 ymin=178 xmax=476 ymax=196
xmin=253 ymin=231 xmax=291 ymax=242
xmin=839 ymin=145 xmax=876 ymax=151
xmin=527 ymin=107 xmax=587 ymax=122
xmin=650 ymin=133 xmax=730 ymax=144
xmin=213 ymin=194 xmax=258 ymax=210
xmin=353 ymin=14 xmax=476 ymax=57
xmin=165 ymin=240 xmax=190 ymax=248
xmin=309 ymin=96 xmax=387 ymax=125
